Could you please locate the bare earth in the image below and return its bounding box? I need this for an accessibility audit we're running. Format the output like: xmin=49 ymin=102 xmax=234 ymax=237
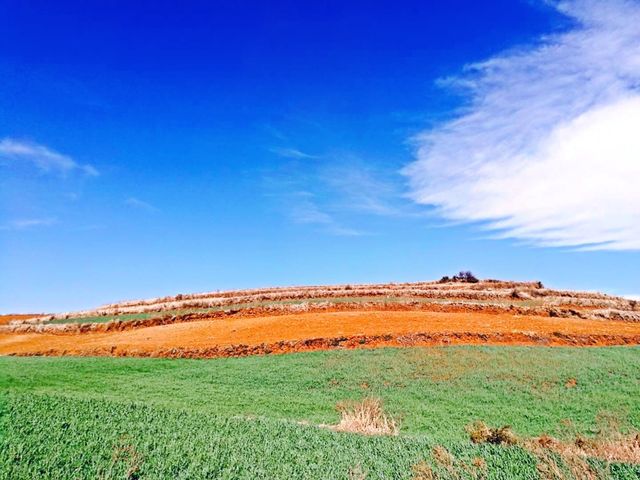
xmin=2 ymin=310 xmax=640 ymax=359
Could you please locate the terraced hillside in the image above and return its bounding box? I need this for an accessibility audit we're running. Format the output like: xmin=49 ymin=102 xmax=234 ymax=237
xmin=1 ymin=279 xmax=639 ymax=358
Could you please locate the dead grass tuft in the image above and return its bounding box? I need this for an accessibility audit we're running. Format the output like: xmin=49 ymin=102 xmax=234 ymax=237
xmin=466 ymin=421 xmax=517 ymax=445
xmin=332 ymin=397 xmax=399 ymax=436
xmin=575 ymin=432 xmax=640 ymax=464
xmin=526 ymin=431 xmax=640 ymax=479
xmin=413 ymin=448 xmax=487 ymax=480
xmin=463 ymin=456 xmax=488 ymax=480
xmin=432 ymin=445 xmax=454 ymax=467
xmin=411 ymin=460 xmax=435 ymax=480
xmin=528 ymin=436 xmax=597 ymax=480
xmin=467 ymin=421 xmax=492 ymax=444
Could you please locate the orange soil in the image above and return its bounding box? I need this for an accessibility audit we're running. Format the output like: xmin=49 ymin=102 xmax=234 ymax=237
xmin=2 ymin=310 xmax=640 ymax=359
xmin=0 ymin=314 xmax=40 ymax=325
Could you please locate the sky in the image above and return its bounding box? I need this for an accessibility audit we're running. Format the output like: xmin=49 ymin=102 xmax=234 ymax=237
xmin=1 ymin=0 xmax=640 ymax=312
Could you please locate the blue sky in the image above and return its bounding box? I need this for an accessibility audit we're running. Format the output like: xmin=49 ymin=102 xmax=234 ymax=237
xmin=1 ymin=0 xmax=639 ymax=312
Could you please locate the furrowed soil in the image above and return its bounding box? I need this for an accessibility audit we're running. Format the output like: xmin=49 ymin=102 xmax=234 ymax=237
xmin=3 ymin=310 xmax=640 ymax=358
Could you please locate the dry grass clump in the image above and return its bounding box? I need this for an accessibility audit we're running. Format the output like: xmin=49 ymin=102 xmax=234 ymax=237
xmin=526 ymin=432 xmax=640 ymax=479
xmin=332 ymin=397 xmax=399 ymax=436
xmin=558 ymin=433 xmax=640 ymax=464
xmin=466 ymin=421 xmax=517 ymax=445
xmin=529 ymin=435 xmax=599 ymax=480
xmin=431 ymin=445 xmax=455 ymax=467
xmin=412 ymin=448 xmax=488 ymax=480
xmin=411 ymin=460 xmax=436 ymax=480
xmin=583 ymin=433 xmax=640 ymax=463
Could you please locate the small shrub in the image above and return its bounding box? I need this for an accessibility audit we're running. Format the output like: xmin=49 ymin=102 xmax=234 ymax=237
xmin=440 ymin=271 xmax=480 ymax=283
xmin=452 ymin=271 xmax=479 ymax=283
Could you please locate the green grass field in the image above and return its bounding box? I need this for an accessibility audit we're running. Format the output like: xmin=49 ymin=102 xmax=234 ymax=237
xmin=1 ymin=346 xmax=639 ymax=479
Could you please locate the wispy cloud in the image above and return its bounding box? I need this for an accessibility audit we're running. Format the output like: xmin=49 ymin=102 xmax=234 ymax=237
xmin=0 ymin=217 xmax=57 ymax=230
xmin=265 ymin=148 xmax=425 ymax=235
xmin=0 ymin=138 xmax=98 ymax=176
xmin=289 ymin=192 xmax=364 ymax=236
xmin=404 ymin=0 xmax=640 ymax=250
xmin=323 ymin=162 xmax=414 ymax=217
xmin=270 ymin=147 xmax=318 ymax=159
xmin=125 ymin=197 xmax=158 ymax=212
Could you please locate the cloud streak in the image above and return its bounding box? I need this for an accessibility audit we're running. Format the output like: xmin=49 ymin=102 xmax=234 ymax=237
xmin=323 ymin=162 xmax=412 ymax=217
xmin=125 ymin=197 xmax=158 ymax=212
xmin=289 ymin=192 xmax=364 ymax=236
xmin=0 ymin=217 xmax=57 ymax=231
xmin=0 ymin=138 xmax=98 ymax=176
xmin=404 ymin=0 xmax=640 ymax=250
xmin=270 ymin=147 xmax=318 ymax=159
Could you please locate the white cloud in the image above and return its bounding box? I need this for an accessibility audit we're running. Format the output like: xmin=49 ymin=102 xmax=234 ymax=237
xmin=270 ymin=147 xmax=318 ymax=159
xmin=0 ymin=217 xmax=57 ymax=230
xmin=404 ymin=0 xmax=640 ymax=250
xmin=0 ymin=138 xmax=99 ymax=176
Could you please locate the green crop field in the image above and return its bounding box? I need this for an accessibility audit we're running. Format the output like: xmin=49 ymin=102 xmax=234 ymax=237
xmin=1 ymin=346 xmax=639 ymax=479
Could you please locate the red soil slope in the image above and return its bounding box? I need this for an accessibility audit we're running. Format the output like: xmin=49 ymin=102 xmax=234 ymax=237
xmin=2 ymin=310 xmax=640 ymax=359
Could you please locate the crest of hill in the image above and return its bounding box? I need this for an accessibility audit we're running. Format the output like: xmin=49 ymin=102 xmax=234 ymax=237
xmin=15 ymin=278 xmax=637 ymax=325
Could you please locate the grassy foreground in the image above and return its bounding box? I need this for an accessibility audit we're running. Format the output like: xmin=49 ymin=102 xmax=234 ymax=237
xmin=1 ymin=346 xmax=639 ymax=479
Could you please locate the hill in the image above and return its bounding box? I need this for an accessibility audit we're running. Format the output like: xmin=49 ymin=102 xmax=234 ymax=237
xmin=1 ymin=279 xmax=639 ymax=358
